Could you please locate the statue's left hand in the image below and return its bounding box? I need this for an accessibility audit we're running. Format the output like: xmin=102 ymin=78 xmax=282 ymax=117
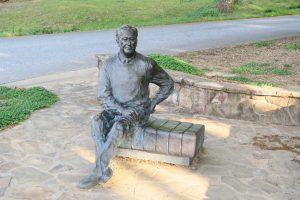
xmin=149 ymin=100 xmax=157 ymax=114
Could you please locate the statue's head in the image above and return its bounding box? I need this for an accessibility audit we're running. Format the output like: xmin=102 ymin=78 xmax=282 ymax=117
xmin=116 ymin=25 xmax=138 ymax=57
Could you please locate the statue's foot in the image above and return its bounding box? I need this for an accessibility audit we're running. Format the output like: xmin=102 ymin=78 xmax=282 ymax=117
xmin=99 ymin=167 xmax=113 ymax=183
xmin=79 ymin=174 xmax=99 ymax=189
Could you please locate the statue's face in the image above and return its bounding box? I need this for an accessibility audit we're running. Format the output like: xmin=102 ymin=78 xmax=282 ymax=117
xmin=117 ymin=30 xmax=137 ymax=57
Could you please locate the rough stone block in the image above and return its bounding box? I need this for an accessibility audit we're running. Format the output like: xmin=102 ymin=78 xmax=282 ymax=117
xmin=192 ymin=89 xmax=207 ymax=114
xmin=169 ymin=131 xmax=182 ymax=155
xmin=143 ymin=127 xmax=156 ymax=152
xmin=254 ymin=102 xmax=279 ymax=115
xmin=148 ymin=118 xmax=168 ymax=129
xmin=181 ymin=132 xmax=196 ymax=157
xmin=155 ymin=130 xmax=169 ymax=154
xmin=266 ymin=96 xmax=289 ymax=107
xmin=172 ymin=121 xmax=193 ymax=133
xmin=211 ymin=92 xmax=228 ymax=104
xmin=178 ymin=87 xmax=193 ymax=109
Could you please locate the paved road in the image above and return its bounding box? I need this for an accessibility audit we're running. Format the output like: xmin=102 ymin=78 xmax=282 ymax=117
xmin=1 ymin=15 xmax=300 ymax=84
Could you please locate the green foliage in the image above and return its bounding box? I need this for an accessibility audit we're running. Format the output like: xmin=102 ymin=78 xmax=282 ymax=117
xmin=0 ymin=0 xmax=299 ymax=36
xmin=226 ymin=76 xmax=274 ymax=86
xmin=231 ymin=62 xmax=290 ymax=75
xmin=0 ymin=86 xmax=58 ymax=130
xmin=148 ymin=54 xmax=204 ymax=75
xmin=283 ymin=64 xmax=292 ymax=68
xmin=187 ymin=6 xmax=220 ymax=18
xmin=253 ymin=41 xmax=272 ymax=47
xmin=283 ymin=43 xmax=300 ymax=50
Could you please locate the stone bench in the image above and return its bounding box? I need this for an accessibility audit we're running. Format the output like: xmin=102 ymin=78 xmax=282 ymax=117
xmin=117 ymin=117 xmax=205 ymax=166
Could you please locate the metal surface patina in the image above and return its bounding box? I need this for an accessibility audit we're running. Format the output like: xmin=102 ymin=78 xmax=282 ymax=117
xmin=79 ymin=25 xmax=174 ymax=189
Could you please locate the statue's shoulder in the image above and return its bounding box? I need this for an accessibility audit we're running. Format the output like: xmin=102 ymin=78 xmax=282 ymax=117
xmin=136 ymin=52 xmax=155 ymax=66
xmin=103 ymin=54 xmax=118 ymax=65
xmin=101 ymin=54 xmax=118 ymax=70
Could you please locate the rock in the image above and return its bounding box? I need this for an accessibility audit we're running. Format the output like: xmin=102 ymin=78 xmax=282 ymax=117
xmin=0 ymin=176 xmax=12 ymax=197
xmin=211 ymin=92 xmax=228 ymax=104
xmin=50 ymin=164 xmax=74 ymax=173
xmin=254 ymin=102 xmax=279 ymax=115
xmin=12 ymin=167 xmax=53 ymax=184
xmin=178 ymin=87 xmax=193 ymax=109
xmin=265 ymin=96 xmax=289 ymax=107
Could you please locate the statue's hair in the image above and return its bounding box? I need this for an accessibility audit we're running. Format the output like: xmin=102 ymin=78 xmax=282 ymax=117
xmin=116 ymin=25 xmax=138 ymax=39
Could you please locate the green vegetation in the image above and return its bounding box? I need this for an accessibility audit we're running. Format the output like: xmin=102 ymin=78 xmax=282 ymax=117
xmin=0 ymin=86 xmax=58 ymax=130
xmin=226 ymin=76 xmax=274 ymax=86
xmin=231 ymin=62 xmax=290 ymax=75
xmin=283 ymin=43 xmax=300 ymax=50
xmin=0 ymin=0 xmax=299 ymax=36
xmin=253 ymin=41 xmax=272 ymax=47
xmin=283 ymin=64 xmax=292 ymax=68
xmin=148 ymin=54 xmax=204 ymax=75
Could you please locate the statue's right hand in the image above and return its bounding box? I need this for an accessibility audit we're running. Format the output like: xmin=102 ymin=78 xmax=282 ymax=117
xmin=121 ymin=108 xmax=139 ymax=121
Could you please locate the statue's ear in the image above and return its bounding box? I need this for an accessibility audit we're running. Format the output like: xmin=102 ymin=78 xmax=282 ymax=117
xmin=116 ymin=37 xmax=121 ymax=47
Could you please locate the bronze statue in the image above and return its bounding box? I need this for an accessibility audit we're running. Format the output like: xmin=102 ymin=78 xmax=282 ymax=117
xmin=79 ymin=25 xmax=174 ymax=189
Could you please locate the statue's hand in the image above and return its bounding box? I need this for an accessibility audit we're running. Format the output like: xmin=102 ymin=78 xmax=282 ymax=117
xmin=149 ymin=100 xmax=157 ymax=114
xmin=121 ymin=108 xmax=139 ymax=121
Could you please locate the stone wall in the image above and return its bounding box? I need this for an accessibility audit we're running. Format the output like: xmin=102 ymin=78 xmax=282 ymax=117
xmin=159 ymin=70 xmax=300 ymax=126
xmin=96 ymin=54 xmax=300 ymax=126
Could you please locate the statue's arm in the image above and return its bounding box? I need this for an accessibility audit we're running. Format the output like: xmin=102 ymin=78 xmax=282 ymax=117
xmin=149 ymin=60 xmax=174 ymax=112
xmin=97 ymin=64 xmax=123 ymax=111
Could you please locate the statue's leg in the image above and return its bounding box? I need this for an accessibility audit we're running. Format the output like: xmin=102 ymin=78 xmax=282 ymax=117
xmin=98 ymin=120 xmax=127 ymax=182
xmin=79 ymin=113 xmax=106 ymax=189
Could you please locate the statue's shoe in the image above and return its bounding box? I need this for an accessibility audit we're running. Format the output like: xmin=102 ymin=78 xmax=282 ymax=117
xmin=79 ymin=174 xmax=99 ymax=189
xmin=99 ymin=167 xmax=113 ymax=183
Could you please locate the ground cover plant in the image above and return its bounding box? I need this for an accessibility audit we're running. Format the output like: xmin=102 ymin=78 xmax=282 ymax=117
xmin=230 ymin=62 xmax=290 ymax=75
xmin=0 ymin=0 xmax=299 ymax=36
xmin=283 ymin=43 xmax=300 ymax=50
xmin=0 ymin=86 xmax=58 ymax=130
xmin=148 ymin=54 xmax=204 ymax=75
xmin=253 ymin=41 xmax=272 ymax=48
xmin=225 ymin=76 xmax=274 ymax=86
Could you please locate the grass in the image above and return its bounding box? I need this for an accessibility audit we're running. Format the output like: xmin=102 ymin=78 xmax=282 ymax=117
xmin=226 ymin=76 xmax=274 ymax=86
xmin=253 ymin=41 xmax=272 ymax=47
xmin=0 ymin=86 xmax=58 ymax=130
xmin=231 ymin=62 xmax=290 ymax=75
xmin=283 ymin=64 xmax=292 ymax=68
xmin=148 ymin=54 xmax=204 ymax=75
xmin=283 ymin=43 xmax=300 ymax=50
xmin=0 ymin=0 xmax=299 ymax=36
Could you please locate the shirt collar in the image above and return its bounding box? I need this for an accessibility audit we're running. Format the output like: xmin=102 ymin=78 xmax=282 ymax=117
xmin=118 ymin=52 xmax=136 ymax=64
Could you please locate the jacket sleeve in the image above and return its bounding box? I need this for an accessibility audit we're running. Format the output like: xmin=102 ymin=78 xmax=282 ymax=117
xmin=150 ymin=59 xmax=174 ymax=105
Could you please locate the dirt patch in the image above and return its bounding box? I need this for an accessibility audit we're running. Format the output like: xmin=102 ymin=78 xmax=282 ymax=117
xmin=0 ymin=0 xmax=36 ymax=11
xmin=253 ymin=135 xmax=300 ymax=163
xmin=178 ymin=36 xmax=300 ymax=89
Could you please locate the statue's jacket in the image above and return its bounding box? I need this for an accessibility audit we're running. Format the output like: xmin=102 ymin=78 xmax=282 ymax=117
xmin=98 ymin=52 xmax=174 ymax=140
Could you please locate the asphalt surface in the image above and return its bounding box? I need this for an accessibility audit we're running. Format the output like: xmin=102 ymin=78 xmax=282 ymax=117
xmin=1 ymin=15 xmax=300 ymax=84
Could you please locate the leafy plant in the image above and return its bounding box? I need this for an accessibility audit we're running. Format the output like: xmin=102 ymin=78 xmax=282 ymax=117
xmin=148 ymin=54 xmax=204 ymax=75
xmin=283 ymin=43 xmax=300 ymax=50
xmin=0 ymin=86 xmax=58 ymax=130
xmin=226 ymin=76 xmax=274 ymax=86
xmin=231 ymin=62 xmax=290 ymax=75
xmin=253 ymin=41 xmax=272 ymax=47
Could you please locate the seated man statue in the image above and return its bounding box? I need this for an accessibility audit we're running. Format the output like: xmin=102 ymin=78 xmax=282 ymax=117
xmin=79 ymin=25 xmax=174 ymax=189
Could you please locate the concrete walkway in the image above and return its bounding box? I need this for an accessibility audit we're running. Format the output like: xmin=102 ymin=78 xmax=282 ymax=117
xmin=1 ymin=68 xmax=300 ymax=200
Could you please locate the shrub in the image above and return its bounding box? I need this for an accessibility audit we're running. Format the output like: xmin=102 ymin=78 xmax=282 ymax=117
xmin=148 ymin=54 xmax=204 ymax=75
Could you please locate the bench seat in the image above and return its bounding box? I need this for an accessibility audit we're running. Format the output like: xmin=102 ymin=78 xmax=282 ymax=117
xmin=117 ymin=117 xmax=205 ymax=166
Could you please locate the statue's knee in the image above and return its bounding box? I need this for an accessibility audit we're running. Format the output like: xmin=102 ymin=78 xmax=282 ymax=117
xmin=114 ymin=122 xmax=124 ymax=132
xmin=92 ymin=112 xmax=104 ymax=124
